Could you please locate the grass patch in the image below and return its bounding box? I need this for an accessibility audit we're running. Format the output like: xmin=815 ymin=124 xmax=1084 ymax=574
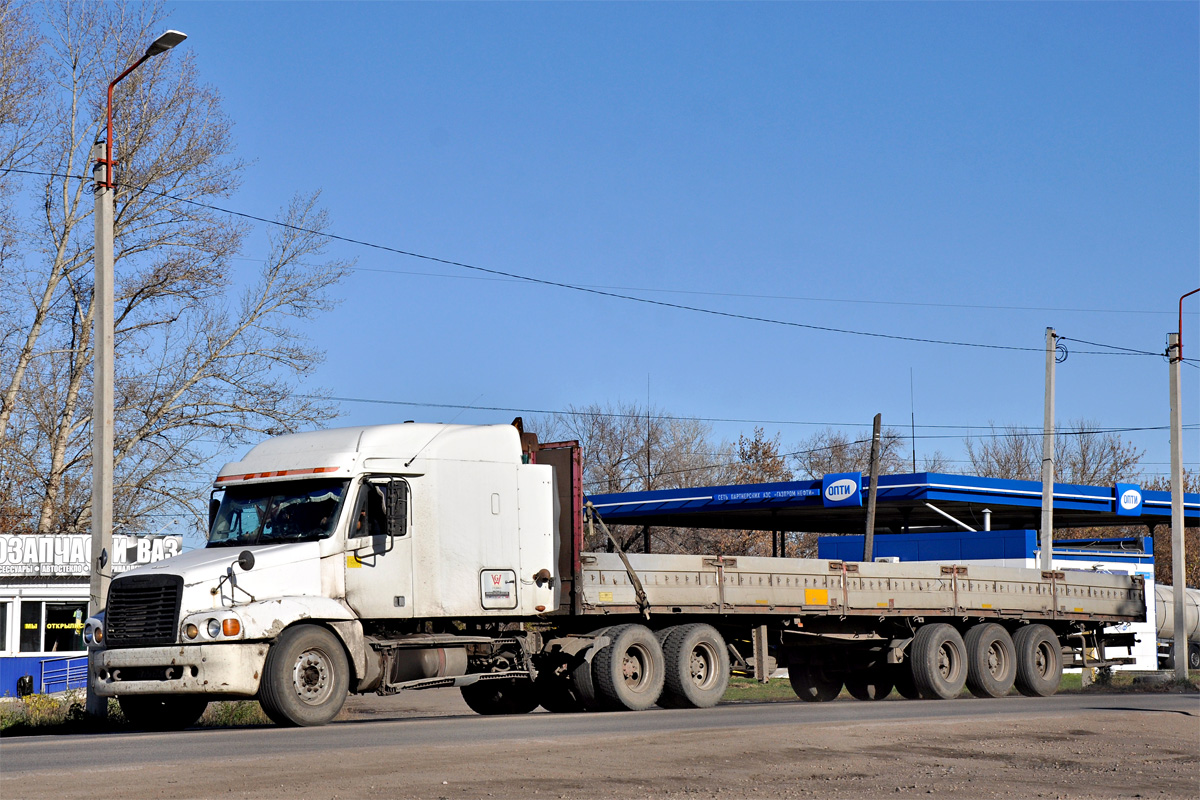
xmin=0 ymin=694 xmax=272 ymax=737
xmin=722 ymin=676 xmax=800 ymax=703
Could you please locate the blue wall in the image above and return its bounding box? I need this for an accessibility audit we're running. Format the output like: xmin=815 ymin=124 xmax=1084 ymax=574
xmin=817 ymin=530 xmax=1154 ymax=566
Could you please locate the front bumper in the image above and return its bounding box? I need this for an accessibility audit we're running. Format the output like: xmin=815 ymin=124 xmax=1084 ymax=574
xmin=92 ymin=643 xmax=270 ymax=698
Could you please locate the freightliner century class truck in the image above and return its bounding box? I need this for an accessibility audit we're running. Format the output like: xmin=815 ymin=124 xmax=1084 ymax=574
xmin=85 ymin=422 xmax=1147 ymax=728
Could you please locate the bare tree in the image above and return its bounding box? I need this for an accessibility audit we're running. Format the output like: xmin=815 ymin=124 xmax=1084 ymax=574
xmin=531 ymin=402 xmax=734 ymax=552
xmin=791 ymin=426 xmax=908 ymax=479
xmin=0 ymin=4 xmax=351 ymax=534
xmin=964 ymin=420 xmax=1142 ymax=484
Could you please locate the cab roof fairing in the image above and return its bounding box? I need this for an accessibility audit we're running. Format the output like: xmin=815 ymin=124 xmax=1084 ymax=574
xmin=213 ymin=423 xmax=524 ymax=487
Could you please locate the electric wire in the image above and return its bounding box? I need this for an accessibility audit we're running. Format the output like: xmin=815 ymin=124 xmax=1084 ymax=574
xmin=0 ymin=167 xmax=1172 ymax=358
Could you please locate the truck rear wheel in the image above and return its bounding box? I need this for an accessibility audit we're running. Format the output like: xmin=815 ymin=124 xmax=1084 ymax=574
xmin=563 ymin=626 xmax=611 ymax=711
xmin=964 ymin=623 xmax=1016 ymax=698
xmin=461 ymin=677 xmax=539 ymax=715
xmin=658 ymin=624 xmax=729 ymax=709
xmin=1190 ymin=642 xmax=1200 ymax=671
xmin=910 ymin=623 xmax=967 ymax=699
xmin=1013 ymin=624 xmax=1062 ymax=697
xmin=844 ymin=667 xmax=893 ymax=701
xmin=787 ymin=659 xmax=842 ymax=702
xmin=259 ymin=624 xmax=350 ymax=727
xmin=118 ymin=694 xmax=208 ymax=730
xmin=593 ymin=624 xmax=665 ymax=711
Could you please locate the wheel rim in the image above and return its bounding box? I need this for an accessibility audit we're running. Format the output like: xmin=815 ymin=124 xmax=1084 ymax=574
xmin=1033 ymin=642 xmax=1051 ymax=678
xmin=292 ymin=647 xmax=334 ymax=706
xmin=621 ymin=643 xmax=653 ymax=693
xmin=987 ymin=640 xmax=1007 ymax=677
xmin=937 ymin=643 xmax=957 ymax=679
xmin=688 ymin=642 xmax=718 ymax=690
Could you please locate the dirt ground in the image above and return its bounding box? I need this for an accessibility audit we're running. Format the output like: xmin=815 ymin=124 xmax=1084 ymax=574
xmin=5 ymin=691 xmax=1197 ymax=800
xmin=333 ymin=699 xmax=1199 ymax=800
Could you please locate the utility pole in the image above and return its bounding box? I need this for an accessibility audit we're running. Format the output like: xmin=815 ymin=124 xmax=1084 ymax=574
xmin=86 ymin=142 xmax=114 ymax=720
xmin=863 ymin=413 xmax=882 ymax=562
xmin=86 ymin=29 xmax=188 ymax=721
xmin=1040 ymin=327 xmax=1056 ymax=571
xmin=1167 ymin=331 xmax=1187 ymax=680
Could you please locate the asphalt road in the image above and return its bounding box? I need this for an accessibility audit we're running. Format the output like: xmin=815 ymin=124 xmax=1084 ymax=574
xmin=3 ymin=692 xmax=1198 ymax=799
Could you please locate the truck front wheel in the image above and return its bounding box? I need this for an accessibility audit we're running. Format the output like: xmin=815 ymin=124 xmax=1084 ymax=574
xmin=118 ymin=695 xmax=208 ymax=730
xmin=259 ymin=624 xmax=350 ymax=727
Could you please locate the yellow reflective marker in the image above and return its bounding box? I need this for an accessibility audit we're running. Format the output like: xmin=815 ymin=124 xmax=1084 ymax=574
xmin=598 ymin=591 xmax=614 ymax=602
xmin=805 ymin=588 xmax=829 ymax=605
xmin=347 ymin=555 xmax=364 ymax=568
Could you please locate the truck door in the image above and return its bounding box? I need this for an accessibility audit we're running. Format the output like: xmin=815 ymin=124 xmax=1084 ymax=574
xmin=344 ymin=476 xmax=414 ymax=619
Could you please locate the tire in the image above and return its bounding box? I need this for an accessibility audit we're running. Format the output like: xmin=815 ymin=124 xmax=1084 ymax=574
xmin=844 ymin=667 xmax=893 ymax=701
xmin=787 ymin=657 xmax=842 ymax=702
xmin=1013 ymin=624 xmax=1062 ymax=697
xmin=910 ymin=623 xmax=968 ymax=700
xmin=964 ymin=623 xmax=1016 ymax=699
xmin=658 ymin=624 xmax=730 ymax=709
xmin=563 ymin=627 xmax=610 ymax=711
xmin=892 ymin=664 xmax=921 ymax=699
xmin=461 ymin=677 xmax=540 ymax=715
xmin=118 ymin=694 xmax=208 ymax=730
xmin=258 ymin=624 xmax=351 ymax=727
xmin=592 ymin=624 xmax=666 ymax=711
xmin=1189 ymin=643 xmax=1200 ymax=672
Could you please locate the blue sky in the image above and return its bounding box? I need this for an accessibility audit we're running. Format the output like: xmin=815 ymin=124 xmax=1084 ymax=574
xmin=161 ymin=1 xmax=1197 ymax=480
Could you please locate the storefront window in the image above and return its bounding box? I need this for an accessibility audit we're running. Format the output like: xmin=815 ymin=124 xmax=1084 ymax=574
xmin=44 ymin=602 xmax=86 ymax=652
xmin=15 ymin=601 xmax=88 ymax=652
xmin=19 ymin=602 xmax=40 ymax=652
xmin=0 ymin=601 xmax=8 ymax=651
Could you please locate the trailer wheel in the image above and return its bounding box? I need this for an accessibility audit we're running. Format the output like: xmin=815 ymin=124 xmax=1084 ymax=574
xmin=1013 ymin=624 xmax=1062 ymax=697
xmin=593 ymin=624 xmax=665 ymax=711
xmin=258 ymin=624 xmax=350 ymax=727
xmin=461 ymin=677 xmax=540 ymax=715
xmin=1189 ymin=643 xmax=1200 ymax=671
xmin=892 ymin=664 xmax=922 ymax=699
xmin=658 ymin=624 xmax=729 ymax=709
xmin=844 ymin=667 xmax=893 ymax=701
xmin=118 ymin=695 xmax=208 ymax=730
xmin=910 ymin=623 xmax=967 ymax=699
xmin=788 ymin=659 xmax=842 ymax=702
xmin=964 ymin=623 xmax=1016 ymax=698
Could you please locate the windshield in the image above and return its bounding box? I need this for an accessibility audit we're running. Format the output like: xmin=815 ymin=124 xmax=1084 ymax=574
xmin=208 ymin=479 xmax=349 ymax=547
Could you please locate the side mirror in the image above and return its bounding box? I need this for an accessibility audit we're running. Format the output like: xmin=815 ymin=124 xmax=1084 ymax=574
xmin=208 ymin=498 xmax=221 ymax=532
xmin=386 ymin=479 xmax=408 ymax=537
xmin=237 ymin=550 xmax=255 ymax=572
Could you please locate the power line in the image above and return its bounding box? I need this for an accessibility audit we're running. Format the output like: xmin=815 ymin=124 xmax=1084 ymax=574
xmin=0 ymin=167 xmax=1168 ymax=358
xmin=228 ymin=256 xmax=1187 ymax=319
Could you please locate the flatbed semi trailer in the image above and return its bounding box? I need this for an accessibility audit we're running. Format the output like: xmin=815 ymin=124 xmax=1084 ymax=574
xmin=85 ymin=422 xmax=1146 ymax=728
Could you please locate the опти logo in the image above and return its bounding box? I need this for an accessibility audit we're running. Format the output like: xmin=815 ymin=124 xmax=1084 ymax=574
xmin=821 ymin=472 xmax=863 ymax=508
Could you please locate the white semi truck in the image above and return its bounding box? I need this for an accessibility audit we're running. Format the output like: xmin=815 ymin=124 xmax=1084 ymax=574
xmin=85 ymin=422 xmax=1147 ymax=728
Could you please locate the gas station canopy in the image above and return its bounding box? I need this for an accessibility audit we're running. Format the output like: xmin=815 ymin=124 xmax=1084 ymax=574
xmin=586 ymin=472 xmax=1199 ymax=534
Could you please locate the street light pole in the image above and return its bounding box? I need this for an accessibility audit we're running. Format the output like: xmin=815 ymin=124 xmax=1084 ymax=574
xmin=87 ymin=29 xmax=187 ymax=720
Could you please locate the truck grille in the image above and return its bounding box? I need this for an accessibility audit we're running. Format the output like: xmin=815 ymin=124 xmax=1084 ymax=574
xmin=106 ymin=574 xmax=183 ymax=647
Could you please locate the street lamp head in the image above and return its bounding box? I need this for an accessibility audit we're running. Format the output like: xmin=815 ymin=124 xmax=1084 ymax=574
xmin=145 ymin=30 xmax=187 ymax=57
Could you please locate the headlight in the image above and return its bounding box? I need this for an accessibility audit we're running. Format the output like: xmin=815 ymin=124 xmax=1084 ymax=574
xmin=83 ymin=617 xmax=104 ymax=647
xmin=185 ymin=623 xmax=199 ymax=639
xmin=206 ymin=618 xmax=222 ymax=638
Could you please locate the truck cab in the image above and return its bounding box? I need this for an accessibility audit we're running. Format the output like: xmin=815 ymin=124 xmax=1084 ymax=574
xmin=88 ymin=423 xmax=560 ymax=727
